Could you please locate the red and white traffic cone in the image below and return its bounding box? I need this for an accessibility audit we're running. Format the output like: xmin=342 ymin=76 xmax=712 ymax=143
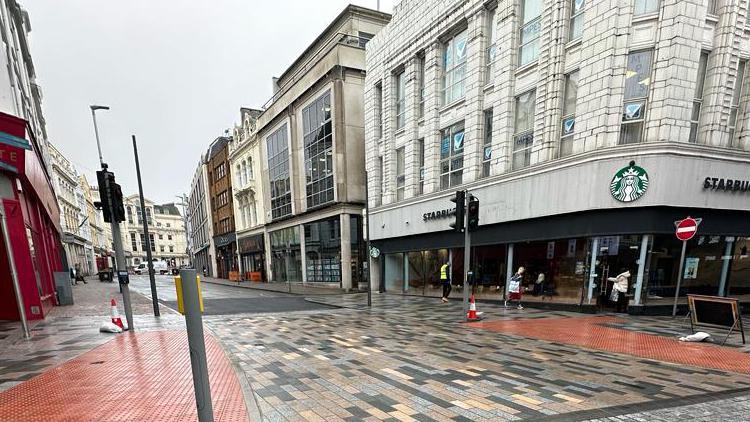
xmin=467 ymin=294 xmax=482 ymax=321
xmin=110 ymin=298 xmax=124 ymax=330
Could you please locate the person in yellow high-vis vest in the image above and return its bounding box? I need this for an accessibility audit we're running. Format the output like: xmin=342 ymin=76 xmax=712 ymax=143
xmin=440 ymin=262 xmax=451 ymax=303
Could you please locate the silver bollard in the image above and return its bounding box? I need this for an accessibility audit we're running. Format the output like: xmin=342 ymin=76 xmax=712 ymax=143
xmin=179 ymin=269 xmax=214 ymax=422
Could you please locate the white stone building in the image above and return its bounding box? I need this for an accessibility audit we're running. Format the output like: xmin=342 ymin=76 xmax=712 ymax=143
xmin=229 ymin=108 xmax=266 ymax=280
xmin=120 ymin=195 xmax=189 ymax=268
xmin=365 ymin=0 xmax=750 ymax=313
xmin=48 ymin=142 xmax=92 ymax=275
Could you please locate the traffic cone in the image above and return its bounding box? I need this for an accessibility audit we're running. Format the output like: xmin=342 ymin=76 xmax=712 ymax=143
xmin=110 ymin=298 xmax=124 ymax=330
xmin=467 ymin=294 xmax=482 ymax=321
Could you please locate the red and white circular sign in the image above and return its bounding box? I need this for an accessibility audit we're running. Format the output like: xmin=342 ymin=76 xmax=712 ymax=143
xmin=675 ymin=217 xmax=698 ymax=241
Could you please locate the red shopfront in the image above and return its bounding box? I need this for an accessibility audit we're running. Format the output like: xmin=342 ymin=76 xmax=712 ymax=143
xmin=0 ymin=112 xmax=62 ymax=321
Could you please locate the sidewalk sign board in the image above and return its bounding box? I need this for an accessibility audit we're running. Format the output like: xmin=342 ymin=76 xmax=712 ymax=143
xmin=687 ymin=294 xmax=745 ymax=345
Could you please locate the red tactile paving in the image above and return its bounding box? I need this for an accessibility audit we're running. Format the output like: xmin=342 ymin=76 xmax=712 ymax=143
xmin=0 ymin=331 xmax=248 ymax=421
xmin=469 ymin=316 xmax=750 ymax=375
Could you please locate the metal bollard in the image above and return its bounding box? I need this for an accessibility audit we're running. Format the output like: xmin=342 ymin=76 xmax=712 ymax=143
xmin=178 ymin=269 xmax=214 ymax=422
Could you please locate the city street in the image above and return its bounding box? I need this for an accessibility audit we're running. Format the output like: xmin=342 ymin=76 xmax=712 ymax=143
xmin=2 ymin=278 xmax=750 ymax=421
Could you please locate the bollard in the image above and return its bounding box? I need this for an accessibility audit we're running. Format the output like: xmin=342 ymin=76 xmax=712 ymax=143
xmin=178 ymin=269 xmax=214 ymax=422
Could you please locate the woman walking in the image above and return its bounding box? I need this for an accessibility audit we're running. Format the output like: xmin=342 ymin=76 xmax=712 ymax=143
xmin=507 ymin=266 xmax=525 ymax=310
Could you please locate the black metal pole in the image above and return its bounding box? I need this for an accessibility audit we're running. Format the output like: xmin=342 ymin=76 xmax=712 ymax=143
xmin=364 ymin=171 xmax=372 ymax=307
xmin=133 ymin=135 xmax=160 ymax=317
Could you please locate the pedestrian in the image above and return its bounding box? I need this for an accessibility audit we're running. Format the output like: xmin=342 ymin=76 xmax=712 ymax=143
xmin=534 ymin=273 xmax=545 ymax=296
xmin=70 ymin=266 xmax=75 ymax=286
xmin=202 ymin=265 xmax=207 ymax=277
xmin=440 ymin=261 xmax=451 ymax=303
xmin=506 ymin=266 xmax=525 ymax=310
xmin=608 ymin=270 xmax=631 ymax=313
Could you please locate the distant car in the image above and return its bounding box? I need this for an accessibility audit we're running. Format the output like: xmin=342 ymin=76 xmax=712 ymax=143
xmin=133 ymin=261 xmax=169 ymax=275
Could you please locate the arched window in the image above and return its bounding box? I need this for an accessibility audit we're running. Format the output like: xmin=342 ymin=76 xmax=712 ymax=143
xmin=248 ymin=158 xmax=254 ymax=180
xmin=236 ymin=164 xmax=242 ymax=185
xmin=250 ymin=198 xmax=257 ymax=227
xmin=241 ymin=160 xmax=247 ymax=186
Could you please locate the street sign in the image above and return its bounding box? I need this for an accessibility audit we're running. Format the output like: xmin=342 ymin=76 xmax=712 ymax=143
xmin=675 ymin=217 xmax=699 ymax=241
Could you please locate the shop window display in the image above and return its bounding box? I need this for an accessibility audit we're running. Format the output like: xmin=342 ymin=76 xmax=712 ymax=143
xmin=728 ymin=237 xmax=750 ymax=297
xmin=513 ymin=238 xmax=589 ymax=305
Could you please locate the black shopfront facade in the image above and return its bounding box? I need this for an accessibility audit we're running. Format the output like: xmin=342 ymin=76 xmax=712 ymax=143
xmin=372 ymin=206 xmax=750 ymax=314
xmin=238 ymin=233 xmax=265 ymax=281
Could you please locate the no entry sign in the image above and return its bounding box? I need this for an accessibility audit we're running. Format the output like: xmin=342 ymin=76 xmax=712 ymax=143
xmin=675 ymin=217 xmax=699 ymax=241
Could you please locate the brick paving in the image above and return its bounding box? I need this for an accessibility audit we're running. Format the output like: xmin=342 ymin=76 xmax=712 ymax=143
xmin=0 ymin=331 xmax=247 ymax=421
xmin=208 ymin=294 xmax=750 ymax=421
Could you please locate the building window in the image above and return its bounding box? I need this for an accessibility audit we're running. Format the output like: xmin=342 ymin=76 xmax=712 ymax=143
xmin=166 ymin=223 xmax=171 ymax=228
xmin=236 ymin=164 xmax=242 ymax=186
xmin=729 ymin=59 xmax=746 ymax=144
xmin=482 ymin=110 xmax=493 ymax=177
xmin=689 ymin=52 xmax=709 ymax=143
xmin=248 ymin=157 xmax=254 ymax=180
xmin=417 ymin=54 xmax=425 ymax=118
xmin=439 ymin=122 xmax=465 ymax=189
xmin=215 ymin=163 xmax=226 ymax=180
xmin=375 ymin=82 xmax=383 ymax=139
xmin=519 ymin=0 xmax=542 ymax=66
xmin=168 ymin=234 xmax=172 ymax=240
xmin=620 ymin=50 xmax=654 ymax=145
xmin=377 ymin=156 xmax=384 ymax=206
xmin=127 ymin=206 xmax=133 ymax=224
xmin=486 ymin=9 xmax=497 ymax=84
xmin=569 ymin=0 xmax=584 ymax=40
xmin=634 ymin=0 xmax=659 ymax=16
xmin=442 ymin=30 xmax=468 ymax=105
xmin=169 ymin=246 xmax=174 ymax=253
xmin=159 ymin=234 xmax=163 ymax=240
xmin=149 ymin=234 xmax=155 ymax=252
xmin=395 ymin=147 xmax=405 ymax=200
xmin=130 ymin=232 xmax=137 ymax=251
xmin=707 ymin=0 xmax=718 ymax=15
xmin=303 ymin=91 xmax=335 ymax=208
xmin=560 ymin=71 xmax=579 ymax=157
xmin=417 ymin=139 xmax=425 ymax=194
xmin=513 ymin=90 xmax=536 ymax=169
xmin=395 ymin=70 xmax=406 ymax=130
xmin=160 ymin=245 xmax=165 ymax=252
xmin=267 ymin=123 xmax=292 ymax=219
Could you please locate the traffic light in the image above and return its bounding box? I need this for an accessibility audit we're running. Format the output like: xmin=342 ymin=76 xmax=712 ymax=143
xmin=467 ymin=195 xmax=479 ymax=232
xmin=96 ymin=170 xmax=113 ymax=223
xmin=449 ymin=190 xmax=465 ymax=232
xmin=96 ymin=170 xmax=126 ymax=223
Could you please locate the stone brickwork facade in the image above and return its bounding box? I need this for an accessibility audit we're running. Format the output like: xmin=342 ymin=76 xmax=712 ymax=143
xmin=365 ymin=0 xmax=750 ymax=208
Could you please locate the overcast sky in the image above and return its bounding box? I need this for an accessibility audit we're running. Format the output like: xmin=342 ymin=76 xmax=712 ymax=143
xmin=23 ymin=0 xmax=395 ymax=204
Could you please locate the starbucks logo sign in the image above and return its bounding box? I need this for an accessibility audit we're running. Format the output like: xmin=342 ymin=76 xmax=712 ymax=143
xmin=610 ymin=162 xmax=649 ymax=202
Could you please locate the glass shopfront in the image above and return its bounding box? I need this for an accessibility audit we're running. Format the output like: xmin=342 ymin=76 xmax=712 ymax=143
xmin=238 ymin=234 xmax=265 ymax=282
xmin=304 ymin=218 xmax=341 ymax=283
xmin=270 ymin=226 xmax=302 ymax=283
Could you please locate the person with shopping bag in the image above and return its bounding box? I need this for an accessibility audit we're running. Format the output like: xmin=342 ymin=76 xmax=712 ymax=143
xmin=506 ymin=266 xmax=525 ymax=310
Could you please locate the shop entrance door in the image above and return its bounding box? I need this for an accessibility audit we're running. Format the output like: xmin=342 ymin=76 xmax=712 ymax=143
xmin=596 ymin=236 xmax=642 ymax=312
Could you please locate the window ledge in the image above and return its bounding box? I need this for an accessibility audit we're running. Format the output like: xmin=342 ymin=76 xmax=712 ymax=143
xmin=417 ymin=117 xmax=425 ymax=125
xmin=394 ymin=127 xmax=406 ymax=137
xmin=565 ymin=37 xmax=582 ymax=50
xmin=439 ymin=98 xmax=466 ymax=114
xmin=706 ymin=14 xmax=719 ymax=24
xmin=484 ymin=81 xmax=495 ymax=91
xmin=632 ymin=13 xmax=659 ymax=24
xmin=515 ymin=61 xmax=538 ymax=76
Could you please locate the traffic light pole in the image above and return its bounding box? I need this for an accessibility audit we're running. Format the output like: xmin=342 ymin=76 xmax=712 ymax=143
xmin=133 ymin=135 xmax=160 ymax=317
xmin=104 ymin=169 xmax=134 ymax=331
xmin=462 ymin=191 xmax=471 ymax=321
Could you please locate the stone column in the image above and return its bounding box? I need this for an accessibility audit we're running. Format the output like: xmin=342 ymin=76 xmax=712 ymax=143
xmin=340 ymin=214 xmax=352 ymax=290
xmin=263 ymin=229 xmax=273 ymax=282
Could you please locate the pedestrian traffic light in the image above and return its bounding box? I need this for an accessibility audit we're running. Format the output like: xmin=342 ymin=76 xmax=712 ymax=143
xmin=449 ymin=190 xmax=465 ymax=232
xmin=111 ymin=181 xmax=125 ymax=223
xmin=467 ymin=194 xmax=479 ymax=232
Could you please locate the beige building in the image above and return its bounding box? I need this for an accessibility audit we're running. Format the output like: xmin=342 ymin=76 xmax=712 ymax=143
xmin=79 ymin=175 xmax=108 ymax=269
xmin=243 ymin=5 xmax=390 ymax=289
xmin=120 ymin=195 xmax=189 ymax=268
xmin=48 ymin=142 xmax=92 ymax=274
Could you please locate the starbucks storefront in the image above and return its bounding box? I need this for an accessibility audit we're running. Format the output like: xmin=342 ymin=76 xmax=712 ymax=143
xmin=369 ymin=151 xmax=750 ymax=314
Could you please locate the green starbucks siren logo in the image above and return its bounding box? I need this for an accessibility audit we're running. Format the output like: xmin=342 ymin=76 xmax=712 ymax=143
xmin=610 ymin=161 xmax=649 ymax=202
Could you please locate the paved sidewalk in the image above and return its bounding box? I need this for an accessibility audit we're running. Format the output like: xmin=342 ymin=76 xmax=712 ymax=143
xmin=0 ymin=277 xmax=251 ymax=421
xmin=210 ymin=293 xmax=750 ymax=421
xmin=201 ymin=275 xmax=366 ymax=296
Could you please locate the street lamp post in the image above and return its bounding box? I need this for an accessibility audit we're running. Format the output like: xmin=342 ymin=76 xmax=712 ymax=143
xmin=90 ymin=105 xmax=134 ymax=331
